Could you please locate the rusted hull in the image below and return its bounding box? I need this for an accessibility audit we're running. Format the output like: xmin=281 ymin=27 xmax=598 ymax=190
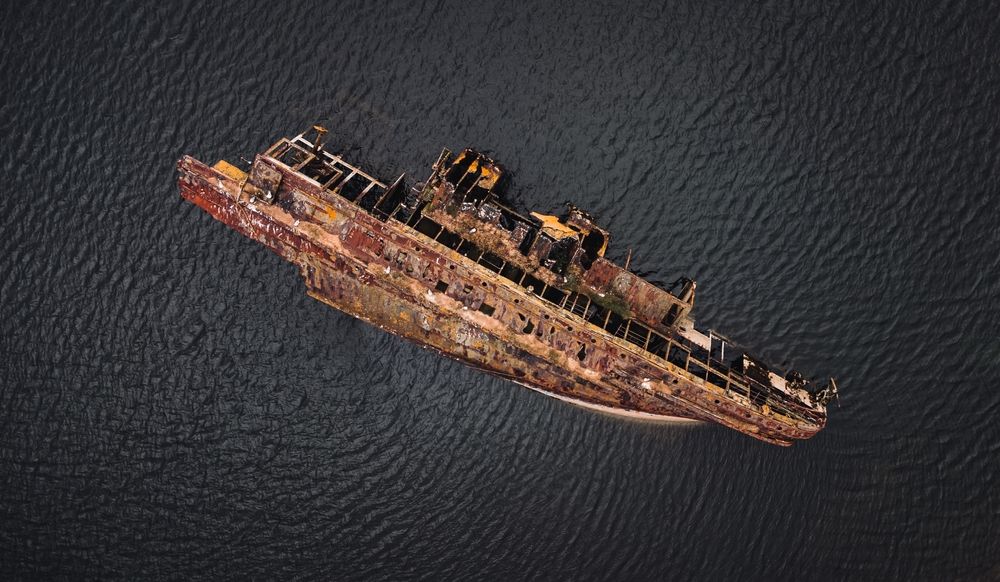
xmin=177 ymin=156 xmax=822 ymax=446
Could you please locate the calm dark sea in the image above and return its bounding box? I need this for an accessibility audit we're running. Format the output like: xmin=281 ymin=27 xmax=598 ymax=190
xmin=2 ymin=1 xmax=999 ymax=580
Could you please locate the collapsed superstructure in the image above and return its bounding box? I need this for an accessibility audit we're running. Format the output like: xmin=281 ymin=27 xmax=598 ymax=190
xmin=176 ymin=126 xmax=836 ymax=446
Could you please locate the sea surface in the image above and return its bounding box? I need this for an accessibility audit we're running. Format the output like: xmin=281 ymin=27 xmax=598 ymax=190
xmin=2 ymin=1 xmax=999 ymax=580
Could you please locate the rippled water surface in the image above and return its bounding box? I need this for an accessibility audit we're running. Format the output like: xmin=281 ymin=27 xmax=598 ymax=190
xmin=2 ymin=1 xmax=999 ymax=580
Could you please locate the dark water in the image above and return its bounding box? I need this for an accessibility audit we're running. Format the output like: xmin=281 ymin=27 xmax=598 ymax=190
xmin=2 ymin=1 xmax=999 ymax=579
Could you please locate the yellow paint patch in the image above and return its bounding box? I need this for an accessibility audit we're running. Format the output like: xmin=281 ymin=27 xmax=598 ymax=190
xmin=530 ymin=212 xmax=580 ymax=240
xmin=477 ymin=163 xmax=500 ymax=189
xmin=213 ymin=160 xmax=247 ymax=182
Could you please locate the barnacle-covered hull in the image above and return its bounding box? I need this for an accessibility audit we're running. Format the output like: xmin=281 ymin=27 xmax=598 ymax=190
xmin=177 ymin=129 xmax=832 ymax=446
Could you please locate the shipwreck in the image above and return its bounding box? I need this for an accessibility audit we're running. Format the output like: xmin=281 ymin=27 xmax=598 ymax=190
xmin=176 ymin=126 xmax=837 ymax=446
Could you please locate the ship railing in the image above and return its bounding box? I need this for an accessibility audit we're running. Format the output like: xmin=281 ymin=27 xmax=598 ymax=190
xmin=265 ymin=137 xmax=392 ymax=209
xmin=387 ymin=212 xmax=813 ymax=424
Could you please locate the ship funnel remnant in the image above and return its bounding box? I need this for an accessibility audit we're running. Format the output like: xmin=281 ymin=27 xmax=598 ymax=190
xmin=176 ymin=126 xmax=836 ymax=446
